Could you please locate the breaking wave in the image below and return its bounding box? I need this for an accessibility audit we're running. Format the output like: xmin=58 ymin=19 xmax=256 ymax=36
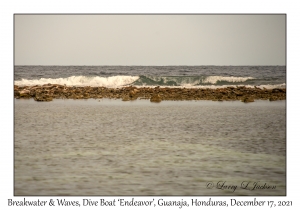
xmin=14 ymin=75 xmax=284 ymax=89
xmin=132 ymin=75 xmax=256 ymax=86
xmin=14 ymin=76 xmax=139 ymax=88
xmin=202 ymin=76 xmax=255 ymax=84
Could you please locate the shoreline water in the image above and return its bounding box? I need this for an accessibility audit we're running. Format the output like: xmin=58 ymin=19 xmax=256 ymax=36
xmin=15 ymin=98 xmax=286 ymax=106
xmin=14 ymin=85 xmax=286 ymax=102
xmin=14 ymin=96 xmax=286 ymax=196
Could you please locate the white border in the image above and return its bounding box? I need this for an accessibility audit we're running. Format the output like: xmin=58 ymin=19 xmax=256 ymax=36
xmin=2 ymin=0 xmax=299 ymax=209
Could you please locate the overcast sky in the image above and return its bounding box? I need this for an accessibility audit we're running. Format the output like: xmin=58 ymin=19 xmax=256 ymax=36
xmin=14 ymin=15 xmax=286 ymax=66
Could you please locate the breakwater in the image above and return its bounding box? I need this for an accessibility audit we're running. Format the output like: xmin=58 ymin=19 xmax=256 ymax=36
xmin=14 ymin=84 xmax=286 ymax=103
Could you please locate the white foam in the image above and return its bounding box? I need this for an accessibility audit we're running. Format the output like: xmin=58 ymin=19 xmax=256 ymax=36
xmin=134 ymin=83 xmax=286 ymax=89
xmin=14 ymin=76 xmax=139 ymax=88
xmin=203 ymin=76 xmax=255 ymax=84
xmin=256 ymin=83 xmax=286 ymax=89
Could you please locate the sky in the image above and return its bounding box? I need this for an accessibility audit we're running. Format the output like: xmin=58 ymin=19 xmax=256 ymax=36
xmin=15 ymin=15 xmax=285 ymax=66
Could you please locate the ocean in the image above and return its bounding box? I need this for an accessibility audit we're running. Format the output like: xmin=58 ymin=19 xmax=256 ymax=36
xmin=14 ymin=65 xmax=286 ymax=88
xmin=14 ymin=66 xmax=286 ymax=196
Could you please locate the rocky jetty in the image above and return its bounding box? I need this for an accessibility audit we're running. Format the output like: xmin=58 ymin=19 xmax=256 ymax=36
xmin=14 ymin=84 xmax=286 ymax=103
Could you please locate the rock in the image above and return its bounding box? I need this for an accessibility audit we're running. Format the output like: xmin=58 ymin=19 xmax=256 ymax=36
xmin=19 ymin=90 xmax=30 ymax=97
xmin=150 ymin=94 xmax=162 ymax=103
xmin=34 ymin=94 xmax=53 ymax=102
xmin=122 ymin=95 xmax=130 ymax=101
xmin=13 ymin=86 xmax=286 ymax=102
xmin=269 ymin=96 xmax=278 ymax=101
xmin=14 ymin=90 xmax=20 ymax=97
xmin=129 ymin=90 xmax=136 ymax=98
xmin=233 ymin=91 xmax=243 ymax=96
xmin=241 ymin=97 xmax=254 ymax=103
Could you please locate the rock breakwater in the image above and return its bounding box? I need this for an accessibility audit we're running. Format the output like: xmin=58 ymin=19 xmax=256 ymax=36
xmin=14 ymin=84 xmax=286 ymax=103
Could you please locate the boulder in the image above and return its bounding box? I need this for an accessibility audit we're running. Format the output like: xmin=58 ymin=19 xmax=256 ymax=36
xmin=150 ymin=94 xmax=162 ymax=103
xmin=19 ymin=90 xmax=30 ymax=97
xmin=34 ymin=94 xmax=53 ymax=102
xmin=122 ymin=95 xmax=130 ymax=101
xmin=129 ymin=90 xmax=136 ymax=98
xmin=269 ymin=96 xmax=278 ymax=101
xmin=14 ymin=90 xmax=20 ymax=97
xmin=241 ymin=97 xmax=254 ymax=103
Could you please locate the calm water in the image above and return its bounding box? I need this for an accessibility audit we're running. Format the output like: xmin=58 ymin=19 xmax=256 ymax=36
xmin=14 ymin=99 xmax=286 ymax=196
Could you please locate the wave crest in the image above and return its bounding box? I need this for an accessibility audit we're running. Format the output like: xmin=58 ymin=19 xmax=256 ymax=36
xmin=14 ymin=75 xmax=283 ymax=89
xmin=14 ymin=76 xmax=139 ymax=87
xmin=132 ymin=75 xmax=255 ymax=86
xmin=202 ymin=76 xmax=255 ymax=84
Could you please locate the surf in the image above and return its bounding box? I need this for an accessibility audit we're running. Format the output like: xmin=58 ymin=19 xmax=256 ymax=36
xmin=14 ymin=75 xmax=285 ymax=89
xmin=14 ymin=75 xmax=139 ymax=88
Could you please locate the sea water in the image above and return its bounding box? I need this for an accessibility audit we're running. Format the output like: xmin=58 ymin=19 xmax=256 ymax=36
xmin=14 ymin=98 xmax=286 ymax=196
xmin=14 ymin=65 xmax=285 ymax=88
xmin=14 ymin=66 xmax=286 ymax=195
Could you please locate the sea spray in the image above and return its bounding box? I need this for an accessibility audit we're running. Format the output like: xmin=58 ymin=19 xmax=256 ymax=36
xmin=202 ymin=76 xmax=255 ymax=84
xmin=14 ymin=75 xmax=139 ymax=88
